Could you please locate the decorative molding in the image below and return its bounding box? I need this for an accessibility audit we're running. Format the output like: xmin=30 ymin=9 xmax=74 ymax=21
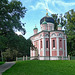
xmin=51 ymin=33 xmax=56 ymax=37
xmin=59 ymin=33 xmax=62 ymax=36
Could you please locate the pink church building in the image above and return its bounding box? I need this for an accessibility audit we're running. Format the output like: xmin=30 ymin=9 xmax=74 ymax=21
xmin=30 ymin=13 xmax=67 ymax=60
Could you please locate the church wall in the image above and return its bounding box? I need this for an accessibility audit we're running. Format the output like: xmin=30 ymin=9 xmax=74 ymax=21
xmin=47 ymin=23 xmax=54 ymax=31
xmin=40 ymin=50 xmax=43 ymax=56
xmin=59 ymin=51 xmax=63 ymax=56
xmin=52 ymin=51 xmax=57 ymax=56
xmin=46 ymin=51 xmax=49 ymax=56
xmin=30 ymin=30 xmax=67 ymax=58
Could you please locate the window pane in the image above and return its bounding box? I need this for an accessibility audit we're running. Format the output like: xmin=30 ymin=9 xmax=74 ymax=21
xmin=41 ymin=41 xmax=42 ymax=48
xmin=53 ymin=40 xmax=55 ymax=47
xmin=46 ymin=41 xmax=48 ymax=48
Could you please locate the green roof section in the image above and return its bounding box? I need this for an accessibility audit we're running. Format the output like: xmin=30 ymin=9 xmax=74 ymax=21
xmin=58 ymin=24 xmax=62 ymax=27
xmin=33 ymin=25 xmax=38 ymax=30
xmin=42 ymin=21 xmax=47 ymax=24
xmin=33 ymin=27 xmax=38 ymax=30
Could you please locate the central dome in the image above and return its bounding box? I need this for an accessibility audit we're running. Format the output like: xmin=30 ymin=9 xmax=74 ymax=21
xmin=40 ymin=14 xmax=54 ymax=24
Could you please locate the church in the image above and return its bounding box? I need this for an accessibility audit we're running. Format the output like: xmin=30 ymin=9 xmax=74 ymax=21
xmin=30 ymin=12 xmax=67 ymax=60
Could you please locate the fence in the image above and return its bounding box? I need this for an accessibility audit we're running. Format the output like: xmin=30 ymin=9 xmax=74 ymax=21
xmin=70 ymin=56 xmax=75 ymax=60
xmin=16 ymin=55 xmax=75 ymax=61
xmin=16 ymin=56 xmax=68 ymax=61
xmin=16 ymin=56 xmax=30 ymax=61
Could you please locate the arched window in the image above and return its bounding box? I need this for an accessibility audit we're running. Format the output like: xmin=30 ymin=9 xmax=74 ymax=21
xmin=41 ymin=41 xmax=42 ymax=48
xmin=59 ymin=33 xmax=62 ymax=36
xmin=53 ymin=40 xmax=55 ymax=47
xmin=59 ymin=40 xmax=62 ymax=48
xmin=46 ymin=41 xmax=48 ymax=48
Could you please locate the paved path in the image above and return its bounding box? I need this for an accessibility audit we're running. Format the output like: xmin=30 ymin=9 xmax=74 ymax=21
xmin=0 ymin=62 xmax=15 ymax=75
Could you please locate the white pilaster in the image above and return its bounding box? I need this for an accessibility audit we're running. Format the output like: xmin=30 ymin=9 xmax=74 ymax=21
xmin=50 ymin=38 xmax=52 ymax=56
xmin=42 ymin=37 xmax=45 ymax=56
xmin=39 ymin=40 xmax=40 ymax=56
xmin=57 ymin=37 xmax=59 ymax=56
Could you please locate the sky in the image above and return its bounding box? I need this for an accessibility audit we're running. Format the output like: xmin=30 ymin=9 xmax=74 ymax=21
xmin=9 ymin=0 xmax=75 ymax=39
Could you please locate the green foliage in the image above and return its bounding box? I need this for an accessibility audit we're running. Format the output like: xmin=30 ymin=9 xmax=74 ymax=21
xmin=2 ymin=48 xmax=18 ymax=61
xmin=0 ymin=36 xmax=7 ymax=50
xmin=51 ymin=14 xmax=59 ymax=30
xmin=2 ymin=60 xmax=75 ymax=75
xmin=64 ymin=9 xmax=75 ymax=56
xmin=0 ymin=62 xmax=4 ymax=65
xmin=0 ymin=0 xmax=31 ymax=61
xmin=51 ymin=14 xmax=65 ymax=30
xmin=0 ymin=0 xmax=26 ymax=35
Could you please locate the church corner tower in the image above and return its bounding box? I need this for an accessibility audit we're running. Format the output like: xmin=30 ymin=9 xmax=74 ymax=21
xmin=58 ymin=23 xmax=62 ymax=30
xmin=30 ymin=12 xmax=67 ymax=60
xmin=33 ymin=25 xmax=38 ymax=34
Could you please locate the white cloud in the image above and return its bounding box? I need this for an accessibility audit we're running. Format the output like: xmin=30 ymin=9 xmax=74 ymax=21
xmin=30 ymin=0 xmax=75 ymax=14
xmin=30 ymin=1 xmax=54 ymax=14
xmin=30 ymin=2 xmax=45 ymax=10
xmin=15 ymin=31 xmax=22 ymax=35
xmin=54 ymin=1 xmax=75 ymax=6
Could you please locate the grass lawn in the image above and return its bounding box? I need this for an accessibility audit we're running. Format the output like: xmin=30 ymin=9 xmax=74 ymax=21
xmin=0 ymin=62 xmax=4 ymax=65
xmin=3 ymin=60 xmax=75 ymax=75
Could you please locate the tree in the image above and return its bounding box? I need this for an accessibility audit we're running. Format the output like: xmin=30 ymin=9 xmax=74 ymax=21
xmin=2 ymin=48 xmax=18 ymax=61
xmin=26 ymin=39 xmax=33 ymax=56
xmin=51 ymin=14 xmax=65 ymax=30
xmin=0 ymin=0 xmax=26 ymax=36
xmin=0 ymin=0 xmax=27 ymax=61
xmin=64 ymin=9 xmax=75 ymax=56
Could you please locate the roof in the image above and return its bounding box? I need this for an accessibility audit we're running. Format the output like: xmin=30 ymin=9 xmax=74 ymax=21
xmin=33 ymin=27 xmax=38 ymax=30
xmin=42 ymin=21 xmax=47 ymax=24
xmin=58 ymin=24 xmax=62 ymax=27
xmin=40 ymin=15 xmax=54 ymax=24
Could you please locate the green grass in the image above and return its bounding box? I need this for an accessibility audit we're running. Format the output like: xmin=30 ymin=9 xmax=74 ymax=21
xmin=0 ymin=62 xmax=4 ymax=65
xmin=3 ymin=60 xmax=75 ymax=75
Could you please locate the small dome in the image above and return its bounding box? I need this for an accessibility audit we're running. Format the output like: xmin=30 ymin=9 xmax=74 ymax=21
xmin=33 ymin=27 xmax=38 ymax=30
xmin=42 ymin=21 xmax=47 ymax=24
xmin=58 ymin=24 xmax=62 ymax=27
xmin=33 ymin=25 xmax=38 ymax=30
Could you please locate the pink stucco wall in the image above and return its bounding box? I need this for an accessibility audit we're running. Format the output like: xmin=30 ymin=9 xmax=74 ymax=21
xmin=59 ymin=51 xmax=63 ymax=56
xmin=46 ymin=51 xmax=49 ymax=56
xmin=40 ymin=51 xmax=43 ymax=56
xmin=52 ymin=51 xmax=57 ymax=56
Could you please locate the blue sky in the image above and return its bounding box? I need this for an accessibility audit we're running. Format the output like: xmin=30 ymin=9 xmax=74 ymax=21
xmin=9 ymin=0 xmax=75 ymax=39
